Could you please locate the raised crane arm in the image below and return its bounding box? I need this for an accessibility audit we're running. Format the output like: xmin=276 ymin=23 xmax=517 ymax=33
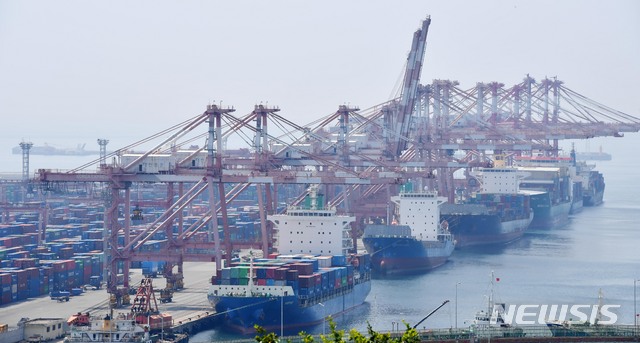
xmin=391 ymin=15 xmax=431 ymax=158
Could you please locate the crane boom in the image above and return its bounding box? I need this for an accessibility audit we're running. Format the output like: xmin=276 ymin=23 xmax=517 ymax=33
xmin=413 ymin=299 xmax=450 ymax=329
xmin=392 ymin=15 xmax=431 ymax=158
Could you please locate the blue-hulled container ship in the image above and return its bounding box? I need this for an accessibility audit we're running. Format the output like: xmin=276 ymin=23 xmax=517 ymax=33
xmin=362 ymin=192 xmax=455 ymax=276
xmin=440 ymin=167 xmax=533 ymax=248
xmin=207 ymin=186 xmax=371 ymax=334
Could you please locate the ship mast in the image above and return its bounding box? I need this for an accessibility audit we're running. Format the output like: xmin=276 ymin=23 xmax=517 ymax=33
xmin=246 ymin=251 xmax=255 ymax=297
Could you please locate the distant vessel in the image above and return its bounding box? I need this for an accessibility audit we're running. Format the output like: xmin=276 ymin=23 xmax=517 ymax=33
xmin=207 ymin=186 xmax=371 ymax=334
xmin=575 ymin=145 xmax=612 ymax=161
xmin=362 ymin=191 xmax=455 ymax=276
xmin=441 ymin=167 xmax=533 ymax=247
xmin=12 ymin=143 xmax=100 ymax=156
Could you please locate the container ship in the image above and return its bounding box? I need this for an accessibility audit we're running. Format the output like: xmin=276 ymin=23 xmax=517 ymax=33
xmin=207 ymin=186 xmax=371 ymax=334
xmin=575 ymin=145 xmax=612 ymax=161
xmin=12 ymin=143 xmax=100 ymax=156
xmin=567 ymin=147 xmax=605 ymax=212
xmin=440 ymin=167 xmax=533 ymax=248
xmin=515 ymin=156 xmax=573 ymax=229
xmin=567 ymin=148 xmax=585 ymax=214
xmin=583 ymin=168 xmax=605 ymax=206
xmin=362 ymin=191 xmax=454 ymax=276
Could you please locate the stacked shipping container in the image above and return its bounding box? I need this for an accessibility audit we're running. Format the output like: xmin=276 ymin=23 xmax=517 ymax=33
xmin=211 ymin=253 xmax=371 ymax=302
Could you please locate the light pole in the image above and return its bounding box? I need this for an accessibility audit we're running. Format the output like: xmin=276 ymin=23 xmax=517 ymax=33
xmin=319 ymin=302 xmax=325 ymax=335
xmin=455 ymin=282 xmax=461 ymax=329
xmin=634 ymin=279 xmax=639 ymax=335
xmin=391 ymin=321 xmax=396 ymax=335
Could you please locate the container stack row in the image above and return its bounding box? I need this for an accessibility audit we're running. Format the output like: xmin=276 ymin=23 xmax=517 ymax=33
xmin=0 ymin=252 xmax=104 ymax=305
xmin=211 ymin=253 xmax=371 ymax=301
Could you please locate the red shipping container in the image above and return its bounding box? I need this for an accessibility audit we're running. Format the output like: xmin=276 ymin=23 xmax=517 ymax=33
xmin=84 ymin=266 xmax=92 ymax=283
xmin=298 ymin=275 xmax=314 ymax=288
xmin=2 ymin=293 xmax=11 ymax=304
xmin=24 ymin=267 xmax=39 ymax=279
xmin=20 ymin=224 xmax=38 ymax=234
xmin=65 ymin=260 xmax=76 ymax=270
xmin=291 ymin=263 xmax=313 ymax=275
xmin=52 ymin=261 xmax=66 ymax=272
xmin=14 ymin=270 xmax=28 ymax=283
xmin=0 ymin=237 xmax=11 ymax=248
xmin=24 ymin=233 xmax=39 ymax=244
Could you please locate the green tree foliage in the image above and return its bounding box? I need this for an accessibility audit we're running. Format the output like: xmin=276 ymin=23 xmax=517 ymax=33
xmin=254 ymin=318 xmax=422 ymax=343
xmin=254 ymin=325 xmax=280 ymax=343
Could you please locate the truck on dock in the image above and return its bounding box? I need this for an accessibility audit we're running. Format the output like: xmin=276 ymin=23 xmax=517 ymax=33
xmin=70 ymin=288 xmax=83 ymax=296
xmin=142 ymin=261 xmax=165 ymax=278
xmin=159 ymin=289 xmax=173 ymax=303
xmin=83 ymin=276 xmax=102 ymax=290
xmin=50 ymin=291 xmax=70 ymax=302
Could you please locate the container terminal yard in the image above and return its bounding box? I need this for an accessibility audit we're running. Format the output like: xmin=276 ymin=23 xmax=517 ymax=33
xmin=0 ymin=261 xmax=214 ymax=329
xmin=1 ymin=14 xmax=640 ymax=343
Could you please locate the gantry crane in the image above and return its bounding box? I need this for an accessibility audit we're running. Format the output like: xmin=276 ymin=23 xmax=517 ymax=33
xmin=33 ymin=14 xmax=640 ymax=306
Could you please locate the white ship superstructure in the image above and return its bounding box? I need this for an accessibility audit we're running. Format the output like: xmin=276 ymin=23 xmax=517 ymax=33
xmin=268 ymin=185 xmax=354 ymax=256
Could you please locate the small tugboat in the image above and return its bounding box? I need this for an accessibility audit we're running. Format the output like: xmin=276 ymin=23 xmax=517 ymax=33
xmin=65 ymin=312 xmax=152 ymax=343
xmin=65 ymin=278 xmax=185 ymax=343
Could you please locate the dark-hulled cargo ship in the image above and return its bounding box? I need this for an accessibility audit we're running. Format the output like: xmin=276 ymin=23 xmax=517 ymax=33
xmin=362 ymin=192 xmax=454 ymax=276
xmin=583 ymin=169 xmax=605 ymax=206
xmin=568 ymin=148 xmax=584 ymax=214
xmin=440 ymin=168 xmax=533 ymax=248
xmin=516 ymin=156 xmax=574 ymax=229
xmin=207 ymin=186 xmax=371 ymax=334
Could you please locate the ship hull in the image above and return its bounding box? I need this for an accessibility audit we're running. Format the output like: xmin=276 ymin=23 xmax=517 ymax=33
xmin=441 ymin=213 xmax=533 ymax=248
xmin=528 ymin=193 xmax=571 ymax=229
xmin=570 ymin=199 xmax=583 ymax=214
xmin=583 ymin=170 xmax=605 ymax=206
xmin=546 ymin=324 xmax=590 ymax=337
xmin=208 ymin=281 xmax=370 ymax=334
xmin=570 ymin=181 xmax=584 ymax=214
xmin=361 ymin=235 xmax=454 ymax=276
xmin=583 ymin=190 xmax=604 ymax=206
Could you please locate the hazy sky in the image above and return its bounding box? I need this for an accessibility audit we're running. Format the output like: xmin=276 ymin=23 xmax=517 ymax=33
xmin=1 ymin=0 xmax=639 ymax=162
